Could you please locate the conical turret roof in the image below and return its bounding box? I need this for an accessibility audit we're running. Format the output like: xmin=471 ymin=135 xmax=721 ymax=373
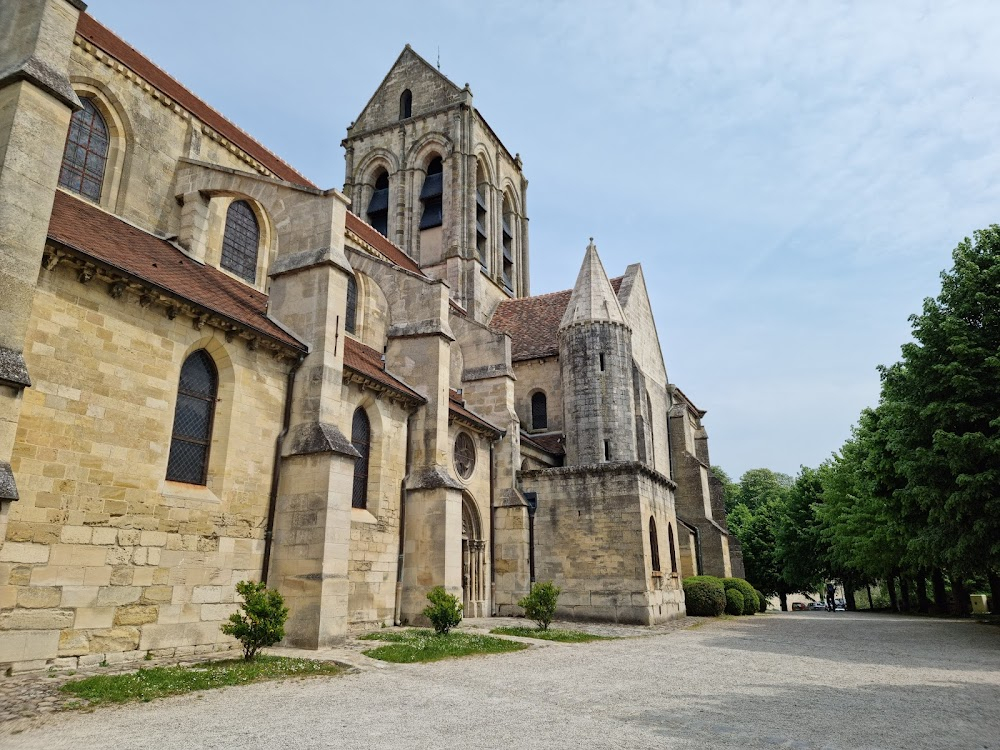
xmin=559 ymin=240 xmax=629 ymax=330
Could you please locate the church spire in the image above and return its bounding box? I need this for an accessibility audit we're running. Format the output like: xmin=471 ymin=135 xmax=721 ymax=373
xmin=559 ymin=239 xmax=628 ymax=330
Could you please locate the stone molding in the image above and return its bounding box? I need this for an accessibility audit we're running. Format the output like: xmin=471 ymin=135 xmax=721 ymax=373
xmin=0 ymin=461 xmax=18 ymax=501
xmin=0 ymin=347 xmax=31 ymax=390
xmin=404 ymin=467 xmax=463 ymax=491
xmin=520 ymin=461 xmax=677 ymax=491
xmin=283 ymin=422 xmax=360 ymax=459
xmin=0 ymin=55 xmax=81 ymax=109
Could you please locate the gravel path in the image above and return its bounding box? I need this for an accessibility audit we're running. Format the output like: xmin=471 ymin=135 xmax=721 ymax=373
xmin=3 ymin=612 xmax=998 ymax=749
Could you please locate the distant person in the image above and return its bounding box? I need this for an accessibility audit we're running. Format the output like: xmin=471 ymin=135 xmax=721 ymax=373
xmin=826 ymin=582 xmax=836 ymax=612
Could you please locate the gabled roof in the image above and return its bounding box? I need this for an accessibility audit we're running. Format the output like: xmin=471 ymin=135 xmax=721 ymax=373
xmin=521 ymin=432 xmax=565 ymax=456
xmin=490 ymin=277 xmax=623 ymax=362
xmin=343 ymin=338 xmax=424 ymax=403
xmin=46 ymin=191 xmax=305 ymax=351
xmin=76 ymin=13 xmax=316 ymax=188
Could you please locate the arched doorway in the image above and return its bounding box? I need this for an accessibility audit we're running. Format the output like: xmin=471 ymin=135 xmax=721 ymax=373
xmin=462 ymin=494 xmax=487 ymax=618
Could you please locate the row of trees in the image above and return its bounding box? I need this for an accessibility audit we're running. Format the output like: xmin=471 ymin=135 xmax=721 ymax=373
xmin=720 ymin=226 xmax=1000 ymax=613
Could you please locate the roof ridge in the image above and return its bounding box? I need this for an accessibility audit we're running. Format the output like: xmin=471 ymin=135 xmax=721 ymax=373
xmin=500 ymin=274 xmax=626 ymax=306
xmin=78 ymin=13 xmax=316 ymax=188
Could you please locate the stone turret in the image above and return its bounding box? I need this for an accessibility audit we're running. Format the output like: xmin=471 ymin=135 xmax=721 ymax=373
xmin=559 ymin=241 xmax=637 ymax=466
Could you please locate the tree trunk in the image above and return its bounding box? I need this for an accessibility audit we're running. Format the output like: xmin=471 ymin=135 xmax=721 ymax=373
xmin=951 ymin=575 xmax=970 ymax=617
xmin=887 ymin=577 xmax=899 ymax=611
xmin=916 ymin=572 xmax=929 ymax=614
xmin=779 ymin=592 xmax=788 ymax=611
xmin=899 ymin=576 xmax=912 ymax=612
xmin=844 ymin=586 xmax=857 ymax=611
xmin=988 ymin=571 xmax=1000 ymax=614
xmin=867 ymin=585 xmax=874 ymax=610
xmin=932 ymin=569 xmax=948 ymax=611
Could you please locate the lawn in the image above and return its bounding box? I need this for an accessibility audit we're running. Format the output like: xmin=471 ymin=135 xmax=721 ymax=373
xmin=489 ymin=626 xmax=615 ymax=643
xmin=359 ymin=628 xmax=529 ymax=663
xmin=59 ymin=656 xmax=345 ymax=708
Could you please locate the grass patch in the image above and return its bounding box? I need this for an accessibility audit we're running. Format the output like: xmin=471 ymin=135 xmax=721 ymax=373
xmin=59 ymin=656 xmax=345 ymax=708
xmin=359 ymin=628 xmax=529 ymax=663
xmin=489 ymin=626 xmax=614 ymax=643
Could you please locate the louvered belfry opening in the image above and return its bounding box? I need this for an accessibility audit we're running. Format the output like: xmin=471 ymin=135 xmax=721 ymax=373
xmin=351 ymin=408 xmax=371 ymax=509
xmin=419 ymin=157 xmax=443 ymax=229
xmin=166 ymin=350 xmax=218 ymax=485
xmin=367 ymin=171 xmax=389 ymax=236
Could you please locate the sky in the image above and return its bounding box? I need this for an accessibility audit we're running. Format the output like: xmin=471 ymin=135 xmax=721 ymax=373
xmin=87 ymin=0 xmax=1000 ymax=478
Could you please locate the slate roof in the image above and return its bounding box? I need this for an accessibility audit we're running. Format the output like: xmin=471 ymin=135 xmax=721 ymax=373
xmin=520 ymin=432 xmax=565 ymax=456
xmin=490 ymin=277 xmax=623 ymax=361
xmin=47 ymin=191 xmax=306 ymax=351
xmin=76 ymin=13 xmax=316 ymax=189
xmin=343 ymin=338 xmax=424 ymax=402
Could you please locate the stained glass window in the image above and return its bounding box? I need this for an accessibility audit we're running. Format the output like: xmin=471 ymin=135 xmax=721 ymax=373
xmin=58 ymin=98 xmax=109 ymax=202
xmin=351 ymin=408 xmax=371 ymax=509
xmin=166 ymin=350 xmax=218 ymax=485
xmin=220 ymin=200 xmax=260 ymax=283
xmin=455 ymin=432 xmax=476 ymax=479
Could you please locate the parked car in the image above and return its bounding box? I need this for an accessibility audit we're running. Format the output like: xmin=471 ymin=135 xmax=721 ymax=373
xmin=810 ymin=601 xmax=827 ymax=610
xmin=792 ymin=602 xmax=806 ymax=611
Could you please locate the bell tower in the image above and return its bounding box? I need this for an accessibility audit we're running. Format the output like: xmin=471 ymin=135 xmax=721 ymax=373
xmin=342 ymin=46 xmax=530 ymax=323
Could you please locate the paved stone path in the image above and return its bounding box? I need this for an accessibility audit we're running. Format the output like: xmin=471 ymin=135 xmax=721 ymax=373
xmin=2 ymin=612 xmax=998 ymax=749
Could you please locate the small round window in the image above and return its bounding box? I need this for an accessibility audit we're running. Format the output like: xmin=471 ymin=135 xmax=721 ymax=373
xmin=454 ymin=433 xmax=476 ymax=479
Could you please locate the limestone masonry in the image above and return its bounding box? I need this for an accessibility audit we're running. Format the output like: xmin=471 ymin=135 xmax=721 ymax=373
xmin=0 ymin=0 xmax=743 ymax=672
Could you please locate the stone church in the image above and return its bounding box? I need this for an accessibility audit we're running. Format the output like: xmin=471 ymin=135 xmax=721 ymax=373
xmin=0 ymin=0 xmax=743 ymax=671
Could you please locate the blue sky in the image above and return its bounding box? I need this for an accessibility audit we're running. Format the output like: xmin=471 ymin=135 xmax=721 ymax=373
xmin=88 ymin=1 xmax=1000 ymax=478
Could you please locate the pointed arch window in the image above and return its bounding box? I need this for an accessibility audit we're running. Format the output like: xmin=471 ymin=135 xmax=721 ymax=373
xmin=351 ymin=408 xmax=371 ymax=509
xmin=476 ymin=162 xmax=488 ymax=267
xmin=59 ymin=98 xmax=109 ymax=202
xmin=668 ymin=523 xmax=678 ymax=573
xmin=531 ymin=392 xmax=547 ymax=431
xmin=166 ymin=350 xmax=218 ymax=485
xmin=220 ymin=200 xmax=260 ymax=283
xmin=400 ymin=89 xmax=412 ymax=119
xmin=502 ymin=194 xmax=515 ymax=291
xmin=419 ymin=156 xmax=443 ymax=229
xmin=367 ymin=171 xmax=389 ymax=237
xmin=649 ymin=517 xmax=661 ymax=573
xmin=345 ymin=275 xmax=358 ymax=335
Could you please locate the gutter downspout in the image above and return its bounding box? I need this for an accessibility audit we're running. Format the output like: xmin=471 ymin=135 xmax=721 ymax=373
xmin=261 ymin=352 xmax=306 ymax=584
xmin=394 ymin=412 xmax=414 ymax=625
xmin=489 ymin=441 xmax=496 ymax=615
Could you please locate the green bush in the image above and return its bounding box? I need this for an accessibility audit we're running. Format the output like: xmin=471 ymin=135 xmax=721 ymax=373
xmin=682 ymin=576 xmax=726 ymax=617
xmin=754 ymin=589 xmax=767 ymax=613
xmin=723 ymin=578 xmax=758 ymax=616
xmin=518 ymin=581 xmax=561 ymax=630
xmin=725 ymin=588 xmax=745 ymax=616
xmin=221 ymin=580 xmax=289 ymax=661
xmin=423 ymin=586 xmax=463 ymax=634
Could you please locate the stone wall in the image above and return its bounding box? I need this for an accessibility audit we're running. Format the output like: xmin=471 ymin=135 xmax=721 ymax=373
xmin=1 ymin=264 xmax=289 ymax=669
xmin=520 ymin=463 xmax=684 ymax=624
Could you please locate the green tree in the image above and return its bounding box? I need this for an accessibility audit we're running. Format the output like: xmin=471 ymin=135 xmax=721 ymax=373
xmin=774 ymin=466 xmax=826 ymax=599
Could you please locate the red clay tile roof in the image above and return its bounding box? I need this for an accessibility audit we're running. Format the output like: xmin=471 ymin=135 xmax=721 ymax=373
xmin=522 ymin=433 xmax=565 ymax=456
xmin=490 ymin=277 xmax=623 ymax=361
xmin=47 ymin=190 xmax=305 ymax=351
xmin=76 ymin=13 xmax=316 ymax=189
xmin=343 ymin=338 xmax=424 ymax=402
xmin=449 ymin=390 xmax=503 ymax=436
xmin=344 ymin=213 xmax=424 ymax=276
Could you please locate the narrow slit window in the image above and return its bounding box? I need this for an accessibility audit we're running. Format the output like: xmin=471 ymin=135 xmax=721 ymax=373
xmin=58 ymin=98 xmax=109 ymax=202
xmin=668 ymin=523 xmax=678 ymax=573
xmin=419 ymin=157 xmax=443 ymax=229
xmin=604 ymin=440 xmax=611 ymax=461
xmin=345 ymin=275 xmax=358 ymax=335
xmin=502 ymin=195 xmax=514 ymax=291
xmin=650 ymin=517 xmax=661 ymax=573
xmin=476 ymin=162 xmax=488 ymax=267
xmin=599 ymin=353 xmax=605 ymax=371
xmin=399 ymin=89 xmax=412 ymax=119
xmin=351 ymin=408 xmax=371 ymax=509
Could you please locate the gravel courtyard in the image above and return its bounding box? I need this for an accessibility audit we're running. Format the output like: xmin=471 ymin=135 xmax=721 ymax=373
xmin=3 ymin=612 xmax=998 ymax=750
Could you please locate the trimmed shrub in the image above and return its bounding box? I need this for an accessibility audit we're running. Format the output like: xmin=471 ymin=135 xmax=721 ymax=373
xmin=221 ymin=580 xmax=289 ymax=661
xmin=423 ymin=586 xmax=463 ymax=634
xmin=518 ymin=581 xmax=561 ymax=630
xmin=725 ymin=588 xmax=745 ymax=616
xmin=723 ymin=578 xmax=758 ymax=616
xmin=755 ymin=589 xmax=767 ymax=613
xmin=682 ymin=575 xmax=726 ymax=617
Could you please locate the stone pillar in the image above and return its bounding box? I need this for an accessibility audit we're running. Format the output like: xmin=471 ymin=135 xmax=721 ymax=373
xmin=177 ymin=190 xmax=211 ymax=262
xmin=265 ymin=193 xmax=359 ymax=647
xmin=0 ymin=0 xmax=85 ymax=514
xmin=384 ymin=286 xmax=465 ymax=624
